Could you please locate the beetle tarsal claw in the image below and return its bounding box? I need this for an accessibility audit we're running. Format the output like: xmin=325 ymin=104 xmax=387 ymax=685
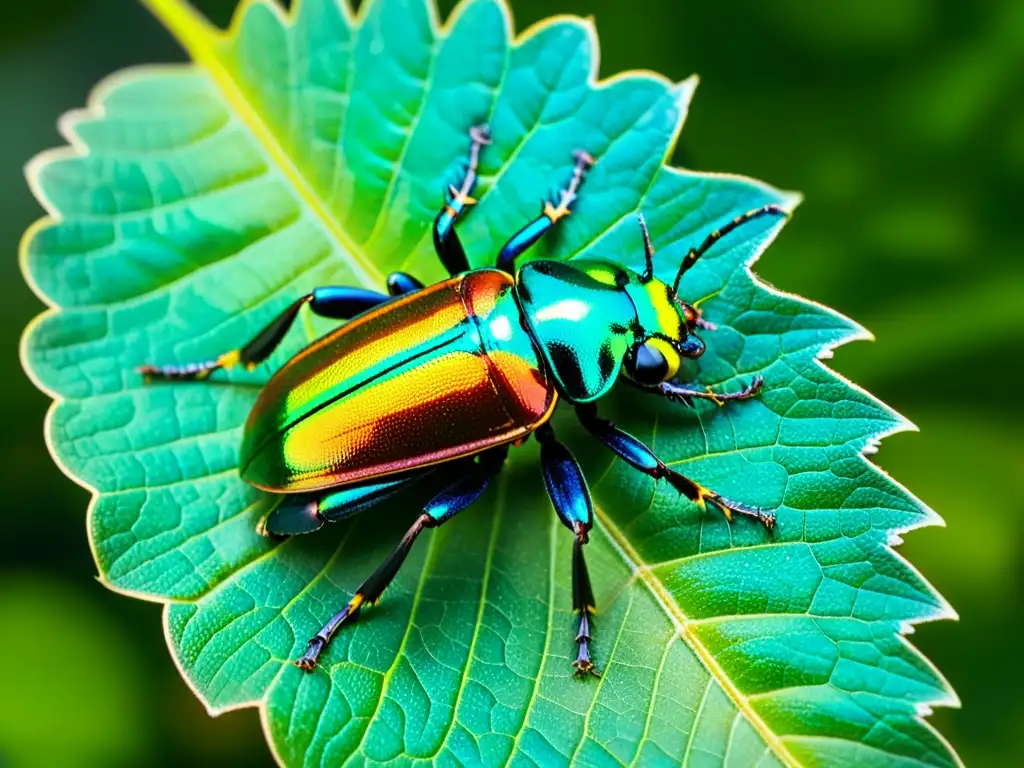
xmin=295 ymin=637 xmax=325 ymax=670
xmin=740 ymin=376 xmax=765 ymax=399
xmin=295 ymin=592 xmax=366 ymax=671
xmin=469 ymin=124 xmax=492 ymax=145
xmin=572 ymin=657 xmax=601 ymax=680
xmin=572 ymin=630 xmax=601 ymax=680
xmin=708 ymin=494 xmax=776 ymax=534
xmin=573 ymin=149 xmax=596 ymax=169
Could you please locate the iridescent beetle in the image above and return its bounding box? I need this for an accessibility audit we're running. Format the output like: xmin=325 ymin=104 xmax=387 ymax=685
xmin=140 ymin=126 xmax=784 ymax=678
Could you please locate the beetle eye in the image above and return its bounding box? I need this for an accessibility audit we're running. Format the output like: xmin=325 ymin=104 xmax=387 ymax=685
xmin=625 ymin=342 xmax=670 ymax=385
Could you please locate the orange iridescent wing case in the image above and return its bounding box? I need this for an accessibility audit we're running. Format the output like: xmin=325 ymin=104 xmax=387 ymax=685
xmin=240 ymin=269 xmax=557 ymax=493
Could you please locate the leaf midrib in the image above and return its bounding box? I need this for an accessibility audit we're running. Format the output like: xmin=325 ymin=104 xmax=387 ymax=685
xmin=592 ymin=502 xmax=800 ymax=768
xmin=142 ymin=0 xmax=385 ymax=290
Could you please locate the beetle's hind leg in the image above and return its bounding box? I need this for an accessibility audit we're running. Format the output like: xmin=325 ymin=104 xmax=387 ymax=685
xmin=432 ymin=125 xmax=492 ymax=276
xmin=496 ymin=150 xmax=595 ymax=274
xmin=576 ymin=403 xmax=775 ymax=533
xmin=296 ymin=447 xmax=508 ymax=671
xmin=137 ymin=286 xmax=392 ymax=382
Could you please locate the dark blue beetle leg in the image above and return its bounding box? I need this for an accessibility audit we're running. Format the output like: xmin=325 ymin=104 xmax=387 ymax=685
xmin=433 ymin=125 xmax=491 ymax=276
xmin=386 ymin=272 xmax=425 ymax=296
xmin=536 ymin=424 xmax=600 ymax=679
xmin=576 ymin=403 xmax=775 ymax=532
xmin=496 ymin=150 xmax=595 ymax=273
xmin=138 ymin=285 xmax=391 ymax=382
xmin=260 ymin=475 xmax=421 ymax=538
xmin=296 ymin=447 xmax=508 ymax=671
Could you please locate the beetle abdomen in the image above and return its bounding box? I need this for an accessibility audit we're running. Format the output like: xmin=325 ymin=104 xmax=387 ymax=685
xmin=240 ymin=270 xmax=556 ymax=492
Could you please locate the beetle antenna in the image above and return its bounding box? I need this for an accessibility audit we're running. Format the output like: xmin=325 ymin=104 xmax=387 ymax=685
xmin=638 ymin=214 xmax=655 ymax=283
xmin=671 ymin=204 xmax=789 ymax=295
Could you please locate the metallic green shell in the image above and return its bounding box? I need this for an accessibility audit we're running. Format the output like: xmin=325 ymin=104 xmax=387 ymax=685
xmin=516 ymin=259 xmax=638 ymax=403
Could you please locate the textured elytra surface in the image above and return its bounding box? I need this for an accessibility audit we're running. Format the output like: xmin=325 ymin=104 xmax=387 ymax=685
xmin=20 ymin=0 xmax=961 ymax=765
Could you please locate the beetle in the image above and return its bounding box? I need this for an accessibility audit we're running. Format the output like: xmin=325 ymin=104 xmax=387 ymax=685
xmin=139 ymin=125 xmax=785 ymax=678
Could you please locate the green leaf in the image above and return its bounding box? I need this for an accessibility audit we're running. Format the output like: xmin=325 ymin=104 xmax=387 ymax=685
xmin=20 ymin=0 xmax=960 ymax=765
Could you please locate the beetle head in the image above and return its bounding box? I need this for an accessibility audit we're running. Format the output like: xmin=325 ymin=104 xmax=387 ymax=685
xmin=620 ymin=274 xmax=706 ymax=386
xmin=616 ymin=215 xmax=711 ymax=386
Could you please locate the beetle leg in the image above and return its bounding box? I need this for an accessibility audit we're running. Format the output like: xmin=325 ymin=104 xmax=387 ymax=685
xmin=137 ymin=286 xmax=389 ymax=382
xmin=385 ymin=272 xmax=425 ymax=296
xmin=259 ymin=476 xmax=419 ymax=538
xmin=536 ymin=424 xmax=600 ymax=680
xmin=575 ymin=403 xmax=775 ymax=533
xmin=296 ymin=448 xmax=507 ymax=671
xmin=496 ymin=150 xmax=595 ymax=273
xmin=433 ymin=125 xmax=491 ymax=276
xmin=658 ymin=376 xmax=764 ymax=408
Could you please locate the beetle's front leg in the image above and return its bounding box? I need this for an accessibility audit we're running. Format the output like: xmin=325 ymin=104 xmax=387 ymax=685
xmin=296 ymin=448 xmax=507 ymax=671
xmin=576 ymin=403 xmax=775 ymax=532
xmin=496 ymin=150 xmax=595 ymax=273
xmin=536 ymin=424 xmax=600 ymax=679
xmin=658 ymin=375 xmax=764 ymax=408
xmin=432 ymin=125 xmax=491 ymax=276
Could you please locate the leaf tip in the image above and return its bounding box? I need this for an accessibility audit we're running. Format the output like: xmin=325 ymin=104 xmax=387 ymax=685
xmin=677 ymin=73 xmax=700 ymax=92
xmin=667 ymin=76 xmax=700 ymax=120
xmin=779 ymin=189 xmax=804 ymax=213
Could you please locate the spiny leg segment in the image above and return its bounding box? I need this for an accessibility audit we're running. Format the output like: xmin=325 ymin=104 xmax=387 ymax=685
xmin=433 ymin=125 xmax=595 ymax=276
xmin=658 ymin=375 xmax=764 ymax=408
xmin=296 ymin=447 xmax=508 ymax=671
xmin=432 ymin=124 xmax=492 ymax=276
xmin=496 ymin=150 xmax=595 ymax=273
xmin=137 ymin=272 xmax=428 ymax=382
xmin=623 ymin=375 xmax=763 ymax=409
xmin=576 ymin=403 xmax=775 ymax=532
xmin=137 ymin=287 xmax=388 ymax=381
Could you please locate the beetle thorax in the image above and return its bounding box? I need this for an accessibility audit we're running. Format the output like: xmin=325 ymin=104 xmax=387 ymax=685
xmin=515 ymin=259 xmax=639 ymax=403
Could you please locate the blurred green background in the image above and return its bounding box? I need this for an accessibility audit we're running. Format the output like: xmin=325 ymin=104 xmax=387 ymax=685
xmin=2 ymin=0 xmax=1020 ymax=765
